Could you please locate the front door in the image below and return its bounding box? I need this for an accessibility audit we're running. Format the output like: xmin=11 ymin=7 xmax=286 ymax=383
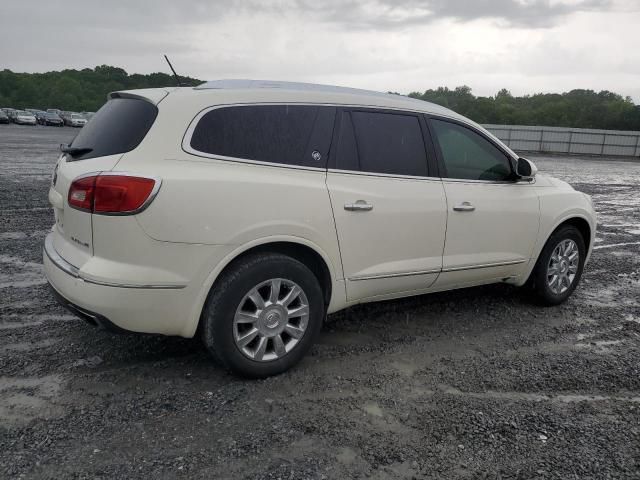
xmin=427 ymin=118 xmax=540 ymax=288
xmin=327 ymin=109 xmax=447 ymax=301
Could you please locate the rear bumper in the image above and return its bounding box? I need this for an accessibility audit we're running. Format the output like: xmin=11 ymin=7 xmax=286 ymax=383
xmin=48 ymin=284 xmax=130 ymax=333
xmin=43 ymin=232 xmax=196 ymax=337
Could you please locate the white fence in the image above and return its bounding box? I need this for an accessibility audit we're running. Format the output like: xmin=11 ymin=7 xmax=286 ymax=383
xmin=483 ymin=124 xmax=640 ymax=158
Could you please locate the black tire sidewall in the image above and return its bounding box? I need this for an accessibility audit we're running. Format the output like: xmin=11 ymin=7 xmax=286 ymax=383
xmin=534 ymin=226 xmax=586 ymax=305
xmin=202 ymin=254 xmax=324 ymax=378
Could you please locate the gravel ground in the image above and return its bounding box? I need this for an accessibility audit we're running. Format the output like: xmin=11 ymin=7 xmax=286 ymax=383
xmin=1 ymin=124 xmax=639 ymax=479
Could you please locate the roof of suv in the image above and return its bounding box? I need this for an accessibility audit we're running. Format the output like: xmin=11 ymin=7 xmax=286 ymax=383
xmin=112 ymin=79 xmax=464 ymax=119
xmin=196 ymin=79 xmax=457 ymax=114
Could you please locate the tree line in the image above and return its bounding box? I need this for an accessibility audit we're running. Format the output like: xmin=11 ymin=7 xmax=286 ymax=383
xmin=0 ymin=65 xmax=199 ymax=113
xmin=407 ymin=86 xmax=640 ymax=131
xmin=1 ymin=66 xmax=638 ymax=130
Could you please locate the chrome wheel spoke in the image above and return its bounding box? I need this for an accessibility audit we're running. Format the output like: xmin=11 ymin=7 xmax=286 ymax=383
xmin=253 ymin=336 xmax=268 ymax=361
xmin=284 ymin=324 xmax=305 ymax=339
xmin=287 ymin=304 xmax=309 ymax=318
xmin=235 ymin=312 xmax=259 ymax=324
xmin=273 ymin=334 xmax=287 ymax=357
xmin=237 ymin=328 xmax=259 ymax=348
xmin=269 ymin=279 xmax=281 ymax=304
xmin=248 ymin=289 xmax=266 ymax=309
xmin=281 ymin=285 xmax=301 ymax=307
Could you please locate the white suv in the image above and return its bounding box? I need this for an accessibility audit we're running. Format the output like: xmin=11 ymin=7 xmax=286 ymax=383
xmin=44 ymin=80 xmax=596 ymax=377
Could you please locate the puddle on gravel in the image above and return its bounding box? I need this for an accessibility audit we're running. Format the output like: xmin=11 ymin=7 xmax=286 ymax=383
xmin=0 ymin=337 xmax=61 ymax=353
xmin=0 ymin=254 xmax=46 ymax=289
xmin=0 ymin=375 xmax=64 ymax=426
xmin=336 ymin=446 xmax=358 ymax=465
xmin=0 ymin=313 xmax=77 ymax=330
xmin=391 ymin=359 xmax=419 ymax=376
xmin=439 ymin=384 xmax=640 ymax=404
xmin=574 ymin=339 xmax=623 ymax=353
xmin=363 ymin=402 xmax=384 ymax=417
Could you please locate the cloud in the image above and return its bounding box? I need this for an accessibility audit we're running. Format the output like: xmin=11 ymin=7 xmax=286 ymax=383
xmin=0 ymin=0 xmax=638 ymax=101
xmin=275 ymin=0 xmax=613 ymax=29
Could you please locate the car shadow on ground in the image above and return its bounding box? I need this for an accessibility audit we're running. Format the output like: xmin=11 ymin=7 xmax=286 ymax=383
xmin=56 ymin=281 xmax=540 ymax=377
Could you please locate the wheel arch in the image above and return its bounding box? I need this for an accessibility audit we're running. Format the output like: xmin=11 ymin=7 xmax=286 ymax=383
xmin=185 ymin=237 xmax=340 ymax=338
xmin=557 ymin=216 xmax=592 ymax=252
xmin=520 ymin=213 xmax=594 ymax=287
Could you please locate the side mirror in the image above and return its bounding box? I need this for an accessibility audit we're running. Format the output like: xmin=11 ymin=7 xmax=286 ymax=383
xmin=516 ymin=157 xmax=537 ymax=181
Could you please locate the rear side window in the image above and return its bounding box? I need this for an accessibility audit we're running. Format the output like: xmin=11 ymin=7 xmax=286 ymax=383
xmin=430 ymin=119 xmax=513 ymax=181
xmin=189 ymin=105 xmax=335 ymax=168
xmin=69 ymin=98 xmax=158 ymax=161
xmin=335 ymin=110 xmax=428 ymax=177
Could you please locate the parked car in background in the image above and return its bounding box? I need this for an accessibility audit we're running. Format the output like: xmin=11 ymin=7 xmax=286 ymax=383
xmin=0 ymin=110 xmax=9 ymax=124
xmin=5 ymin=108 xmax=18 ymax=121
xmin=13 ymin=110 xmax=37 ymax=125
xmin=35 ymin=111 xmax=48 ymax=124
xmin=42 ymin=112 xmax=64 ymax=126
xmin=44 ymin=80 xmax=596 ymax=378
xmin=47 ymin=109 xmax=62 ymax=115
xmin=81 ymin=111 xmax=95 ymax=120
xmin=65 ymin=113 xmax=87 ymax=127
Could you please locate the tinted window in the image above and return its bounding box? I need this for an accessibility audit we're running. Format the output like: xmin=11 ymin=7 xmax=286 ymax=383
xmin=190 ymin=105 xmax=335 ymax=168
xmin=430 ymin=119 xmax=513 ymax=181
xmin=69 ymin=98 xmax=158 ymax=161
xmin=345 ymin=111 xmax=428 ymax=177
xmin=334 ymin=112 xmax=359 ymax=172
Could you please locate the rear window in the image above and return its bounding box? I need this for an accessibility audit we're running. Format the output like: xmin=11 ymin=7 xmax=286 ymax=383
xmin=335 ymin=110 xmax=428 ymax=177
xmin=69 ymin=97 xmax=158 ymax=161
xmin=189 ymin=105 xmax=335 ymax=168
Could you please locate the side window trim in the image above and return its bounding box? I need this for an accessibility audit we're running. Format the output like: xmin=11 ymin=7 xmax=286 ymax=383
xmin=182 ymin=103 xmax=336 ymax=171
xmin=426 ymin=115 xmax=517 ymax=182
xmin=328 ymin=106 xmax=435 ymax=179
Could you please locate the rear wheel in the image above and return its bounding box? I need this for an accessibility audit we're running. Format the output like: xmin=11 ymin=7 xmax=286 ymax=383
xmin=529 ymin=225 xmax=586 ymax=305
xmin=201 ymin=253 xmax=324 ymax=378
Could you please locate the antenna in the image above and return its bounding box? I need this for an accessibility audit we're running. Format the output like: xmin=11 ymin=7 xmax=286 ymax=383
xmin=164 ymin=55 xmax=183 ymax=87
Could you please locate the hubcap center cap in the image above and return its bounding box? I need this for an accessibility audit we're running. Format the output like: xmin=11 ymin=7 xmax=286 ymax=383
xmin=257 ymin=305 xmax=288 ymax=335
xmin=265 ymin=312 xmax=281 ymax=329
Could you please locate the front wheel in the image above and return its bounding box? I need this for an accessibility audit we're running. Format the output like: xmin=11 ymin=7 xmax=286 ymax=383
xmin=529 ymin=225 xmax=586 ymax=305
xmin=201 ymin=253 xmax=324 ymax=378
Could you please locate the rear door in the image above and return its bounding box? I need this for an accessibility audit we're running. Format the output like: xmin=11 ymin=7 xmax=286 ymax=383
xmin=49 ymin=96 xmax=160 ymax=267
xmin=427 ymin=117 xmax=540 ymax=288
xmin=327 ymin=108 xmax=447 ymax=301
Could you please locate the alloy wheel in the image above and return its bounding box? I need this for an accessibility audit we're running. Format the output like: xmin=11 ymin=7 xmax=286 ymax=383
xmin=233 ymin=278 xmax=309 ymax=362
xmin=546 ymin=239 xmax=579 ymax=295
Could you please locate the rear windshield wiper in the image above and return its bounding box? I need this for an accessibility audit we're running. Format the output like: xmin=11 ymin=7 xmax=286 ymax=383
xmin=60 ymin=144 xmax=93 ymax=157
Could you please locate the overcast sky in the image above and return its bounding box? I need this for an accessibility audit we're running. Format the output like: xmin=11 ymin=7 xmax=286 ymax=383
xmin=1 ymin=0 xmax=639 ymax=101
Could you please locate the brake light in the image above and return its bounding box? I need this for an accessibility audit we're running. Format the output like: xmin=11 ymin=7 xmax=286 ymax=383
xmin=68 ymin=174 xmax=158 ymax=214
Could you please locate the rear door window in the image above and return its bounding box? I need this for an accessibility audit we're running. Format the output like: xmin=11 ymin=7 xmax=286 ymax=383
xmin=189 ymin=105 xmax=335 ymax=168
xmin=335 ymin=110 xmax=429 ymax=177
xmin=68 ymin=98 xmax=158 ymax=161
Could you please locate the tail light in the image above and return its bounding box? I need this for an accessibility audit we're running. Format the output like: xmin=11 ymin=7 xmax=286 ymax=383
xmin=68 ymin=174 xmax=159 ymax=214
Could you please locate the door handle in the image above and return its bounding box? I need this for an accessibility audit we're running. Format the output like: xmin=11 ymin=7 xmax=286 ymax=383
xmin=344 ymin=200 xmax=373 ymax=212
xmin=453 ymin=202 xmax=475 ymax=212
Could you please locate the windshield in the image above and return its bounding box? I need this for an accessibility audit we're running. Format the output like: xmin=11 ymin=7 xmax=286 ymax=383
xmin=71 ymin=114 xmax=83 ymax=119
xmin=68 ymin=97 xmax=158 ymax=160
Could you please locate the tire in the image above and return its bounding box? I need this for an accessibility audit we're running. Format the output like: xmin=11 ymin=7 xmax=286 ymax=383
xmin=201 ymin=253 xmax=325 ymax=378
xmin=529 ymin=225 xmax=586 ymax=305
